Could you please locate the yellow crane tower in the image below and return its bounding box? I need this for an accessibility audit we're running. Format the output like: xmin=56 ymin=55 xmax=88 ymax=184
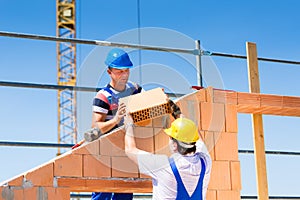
xmin=56 ymin=0 xmax=77 ymax=155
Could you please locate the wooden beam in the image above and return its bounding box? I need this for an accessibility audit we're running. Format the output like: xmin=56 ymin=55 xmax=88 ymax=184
xmin=55 ymin=177 xmax=153 ymax=193
xmin=246 ymin=42 xmax=269 ymax=200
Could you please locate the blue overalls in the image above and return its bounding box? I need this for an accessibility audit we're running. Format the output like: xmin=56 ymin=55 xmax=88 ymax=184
xmin=169 ymin=156 xmax=206 ymax=200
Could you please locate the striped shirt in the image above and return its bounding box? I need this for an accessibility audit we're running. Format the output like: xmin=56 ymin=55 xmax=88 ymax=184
xmin=93 ymin=81 xmax=142 ymax=127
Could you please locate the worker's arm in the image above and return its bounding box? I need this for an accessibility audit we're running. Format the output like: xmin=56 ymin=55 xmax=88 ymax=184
xmin=93 ymin=103 xmax=126 ymax=134
xmin=124 ymin=113 xmax=143 ymax=165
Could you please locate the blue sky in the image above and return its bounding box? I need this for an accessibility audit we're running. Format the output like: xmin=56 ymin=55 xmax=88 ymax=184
xmin=1 ymin=0 xmax=300 ymax=197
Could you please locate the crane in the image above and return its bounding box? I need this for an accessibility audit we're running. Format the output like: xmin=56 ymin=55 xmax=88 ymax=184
xmin=56 ymin=0 xmax=77 ymax=155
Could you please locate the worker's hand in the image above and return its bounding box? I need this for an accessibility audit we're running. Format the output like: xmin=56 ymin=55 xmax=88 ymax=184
xmin=124 ymin=112 xmax=135 ymax=132
xmin=168 ymin=99 xmax=182 ymax=119
xmin=113 ymin=102 xmax=126 ymax=124
xmin=124 ymin=112 xmax=134 ymax=125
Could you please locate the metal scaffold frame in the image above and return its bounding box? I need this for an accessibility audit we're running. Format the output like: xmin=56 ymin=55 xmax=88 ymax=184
xmin=56 ymin=0 xmax=77 ymax=155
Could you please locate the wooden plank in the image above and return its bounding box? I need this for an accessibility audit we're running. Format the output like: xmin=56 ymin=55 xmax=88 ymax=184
xmin=246 ymin=42 xmax=269 ymax=200
xmin=55 ymin=177 xmax=152 ymax=193
xmin=247 ymin=42 xmax=260 ymax=93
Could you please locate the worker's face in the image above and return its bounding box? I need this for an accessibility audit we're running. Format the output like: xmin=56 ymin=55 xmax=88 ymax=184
xmin=108 ymin=68 xmax=130 ymax=86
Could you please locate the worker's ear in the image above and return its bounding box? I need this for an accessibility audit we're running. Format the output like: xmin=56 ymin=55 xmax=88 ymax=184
xmin=169 ymin=139 xmax=178 ymax=153
xmin=107 ymin=68 xmax=111 ymax=75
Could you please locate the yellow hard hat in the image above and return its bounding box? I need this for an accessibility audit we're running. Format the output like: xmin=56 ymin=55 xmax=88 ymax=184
xmin=164 ymin=118 xmax=199 ymax=143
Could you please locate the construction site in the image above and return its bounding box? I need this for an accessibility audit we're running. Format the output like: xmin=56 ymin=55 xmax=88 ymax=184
xmin=1 ymin=1 xmax=300 ymax=200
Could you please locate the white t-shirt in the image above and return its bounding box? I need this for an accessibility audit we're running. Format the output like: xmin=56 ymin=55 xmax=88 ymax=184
xmin=137 ymin=141 xmax=212 ymax=200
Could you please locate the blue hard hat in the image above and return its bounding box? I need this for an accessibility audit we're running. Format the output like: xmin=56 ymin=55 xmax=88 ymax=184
xmin=105 ymin=48 xmax=133 ymax=69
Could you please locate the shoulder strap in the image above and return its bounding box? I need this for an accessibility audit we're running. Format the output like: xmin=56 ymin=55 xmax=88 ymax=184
xmin=102 ymin=85 xmax=119 ymax=103
xmin=169 ymin=157 xmax=189 ymax=199
xmin=127 ymin=81 xmax=142 ymax=95
xmin=169 ymin=156 xmax=206 ymax=200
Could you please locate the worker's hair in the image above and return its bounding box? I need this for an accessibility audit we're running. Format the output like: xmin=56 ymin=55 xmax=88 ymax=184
xmin=172 ymin=138 xmax=196 ymax=155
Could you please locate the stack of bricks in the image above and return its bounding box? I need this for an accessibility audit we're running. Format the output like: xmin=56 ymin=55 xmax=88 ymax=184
xmin=9 ymin=86 xmax=300 ymax=199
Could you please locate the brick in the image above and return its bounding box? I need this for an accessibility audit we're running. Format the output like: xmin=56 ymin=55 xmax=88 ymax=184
xmin=111 ymin=156 xmax=139 ymax=178
xmin=152 ymin=115 xmax=170 ymax=128
xmin=217 ymin=190 xmax=240 ymax=200
xmin=196 ymin=88 xmax=206 ymax=102
xmin=119 ymin=88 xmax=171 ymax=124
xmin=154 ymin=128 xmax=171 ymax=156
xmin=202 ymin=131 xmax=215 ymax=160
xmin=100 ymin=129 xmax=126 ymax=156
xmin=225 ymin=104 xmax=238 ymax=133
xmin=135 ymin=127 xmax=155 ymax=153
xmin=54 ymin=153 xmax=83 ymax=177
xmin=23 ymin=186 xmax=37 ymax=200
xmin=206 ymin=189 xmax=217 ymax=200
xmin=47 ymin=188 xmax=69 ymax=200
xmin=139 ymin=173 xmax=152 ymax=179
xmin=208 ymin=161 xmax=231 ymax=190
xmin=214 ymin=132 xmax=239 ymax=161
xmin=230 ymin=161 xmax=242 ymax=190
xmin=0 ymin=186 xmax=16 ymax=200
xmin=206 ymin=87 xmax=214 ymax=103
xmin=135 ymin=119 xmax=152 ymax=127
xmin=176 ymin=98 xmax=201 ymax=128
xmin=25 ymin=163 xmax=54 ymax=187
xmin=12 ymin=188 xmax=24 ymax=200
xmin=83 ymin=155 xmax=111 ymax=178
xmin=201 ymin=102 xmax=225 ymax=132
xmin=6 ymin=174 xmax=24 ymax=186
xmin=72 ymin=139 xmax=100 ymax=155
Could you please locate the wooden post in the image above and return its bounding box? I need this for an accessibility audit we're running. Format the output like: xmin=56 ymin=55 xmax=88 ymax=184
xmin=246 ymin=42 xmax=269 ymax=200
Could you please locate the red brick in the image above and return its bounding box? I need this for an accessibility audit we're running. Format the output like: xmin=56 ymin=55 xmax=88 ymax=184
xmin=214 ymin=132 xmax=239 ymax=161
xmin=231 ymin=161 xmax=242 ymax=190
xmin=206 ymin=189 xmax=217 ymax=200
xmin=154 ymin=128 xmax=171 ymax=156
xmin=175 ymin=92 xmax=201 ymax=127
xmin=83 ymin=155 xmax=111 ymax=178
xmin=201 ymin=131 xmax=215 ymax=160
xmin=217 ymin=190 xmax=240 ymax=200
xmin=111 ymin=156 xmax=139 ymax=178
xmin=25 ymin=163 xmax=54 ymax=187
xmin=196 ymin=88 xmax=207 ymax=102
xmin=0 ymin=186 xmax=18 ymax=200
xmin=23 ymin=186 xmax=37 ymax=200
xmin=225 ymin=104 xmax=238 ymax=133
xmin=206 ymin=87 xmax=214 ymax=103
xmin=100 ymin=129 xmax=126 ymax=157
xmin=208 ymin=161 xmax=231 ymax=190
xmin=6 ymin=174 xmax=24 ymax=186
xmin=72 ymin=139 xmax=100 ymax=155
xmin=135 ymin=127 xmax=155 ymax=153
xmin=201 ymin=102 xmax=225 ymax=132
xmin=54 ymin=153 xmax=83 ymax=177
xmin=47 ymin=188 xmax=69 ymax=200
xmin=13 ymin=188 xmax=24 ymax=200
xmin=152 ymin=115 xmax=170 ymax=128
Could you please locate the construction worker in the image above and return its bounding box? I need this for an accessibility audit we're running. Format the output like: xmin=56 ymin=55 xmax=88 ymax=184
xmin=124 ymin=115 xmax=212 ymax=200
xmin=91 ymin=48 xmax=142 ymax=200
